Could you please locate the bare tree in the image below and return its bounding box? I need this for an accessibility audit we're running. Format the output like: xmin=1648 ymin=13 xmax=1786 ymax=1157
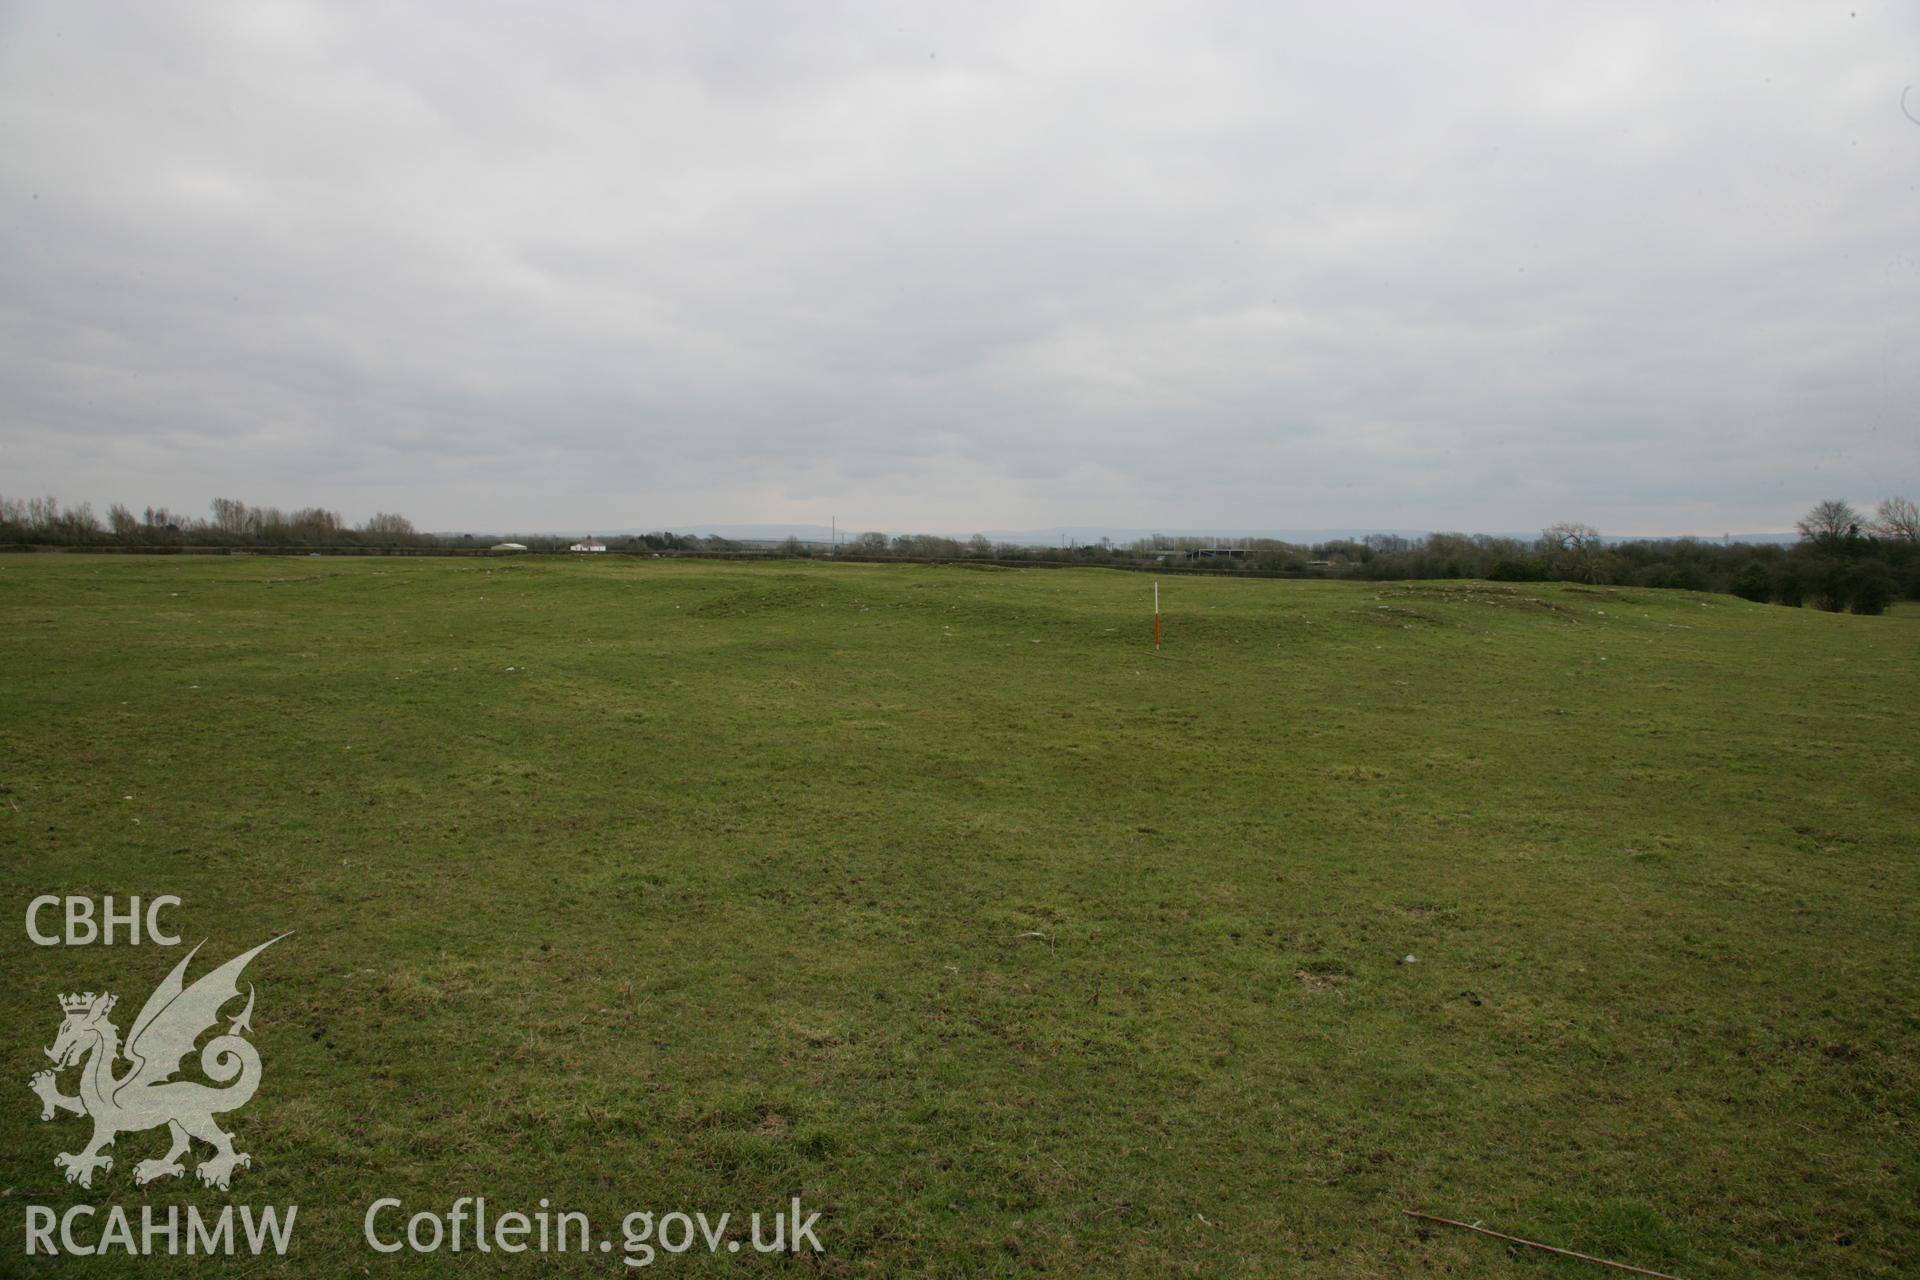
xmin=1795 ymin=499 xmax=1862 ymax=545
xmin=361 ymin=512 xmax=418 ymax=542
xmin=108 ymin=503 xmax=138 ymax=539
xmin=51 ymin=501 xmax=99 ymax=540
xmin=209 ymin=496 xmax=249 ymax=536
xmin=1540 ymin=522 xmax=1608 ymax=583
xmin=1871 ymin=496 xmax=1918 ymax=543
xmin=291 ymin=507 xmax=342 ymax=541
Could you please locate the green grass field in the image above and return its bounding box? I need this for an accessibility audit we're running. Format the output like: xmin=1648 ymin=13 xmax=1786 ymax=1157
xmin=3 ymin=554 xmax=1915 ymax=1277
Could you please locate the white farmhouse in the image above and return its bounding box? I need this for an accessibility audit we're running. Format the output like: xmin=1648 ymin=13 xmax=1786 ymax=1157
xmin=568 ymin=537 xmax=608 ymax=553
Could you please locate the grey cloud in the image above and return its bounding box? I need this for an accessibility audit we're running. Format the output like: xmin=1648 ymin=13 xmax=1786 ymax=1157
xmin=2 ymin=1 xmax=1915 ymax=535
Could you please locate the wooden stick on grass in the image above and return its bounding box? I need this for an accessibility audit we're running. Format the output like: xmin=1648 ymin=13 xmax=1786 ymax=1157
xmin=1404 ymin=1210 xmax=1685 ymax=1280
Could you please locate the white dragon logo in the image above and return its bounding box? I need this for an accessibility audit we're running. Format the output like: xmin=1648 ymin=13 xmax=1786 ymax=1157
xmin=28 ymin=936 xmax=285 ymax=1191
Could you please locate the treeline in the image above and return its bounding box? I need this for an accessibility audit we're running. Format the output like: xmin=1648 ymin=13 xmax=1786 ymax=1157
xmin=0 ymin=495 xmax=424 ymax=548
xmin=811 ymin=499 xmax=1918 ymax=614
xmin=1353 ymin=501 xmax=1917 ymax=614
xmin=7 ymin=493 xmax=1914 ymax=613
xmin=446 ymin=532 xmax=745 ymax=553
xmin=0 ymin=495 xmax=755 ymax=556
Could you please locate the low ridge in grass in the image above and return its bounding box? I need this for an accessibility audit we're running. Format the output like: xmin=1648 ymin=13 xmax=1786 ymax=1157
xmin=2 ymin=555 xmax=1914 ymax=1277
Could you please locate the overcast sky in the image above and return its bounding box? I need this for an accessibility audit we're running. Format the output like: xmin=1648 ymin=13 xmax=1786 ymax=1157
xmin=2 ymin=2 xmax=1915 ymax=536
